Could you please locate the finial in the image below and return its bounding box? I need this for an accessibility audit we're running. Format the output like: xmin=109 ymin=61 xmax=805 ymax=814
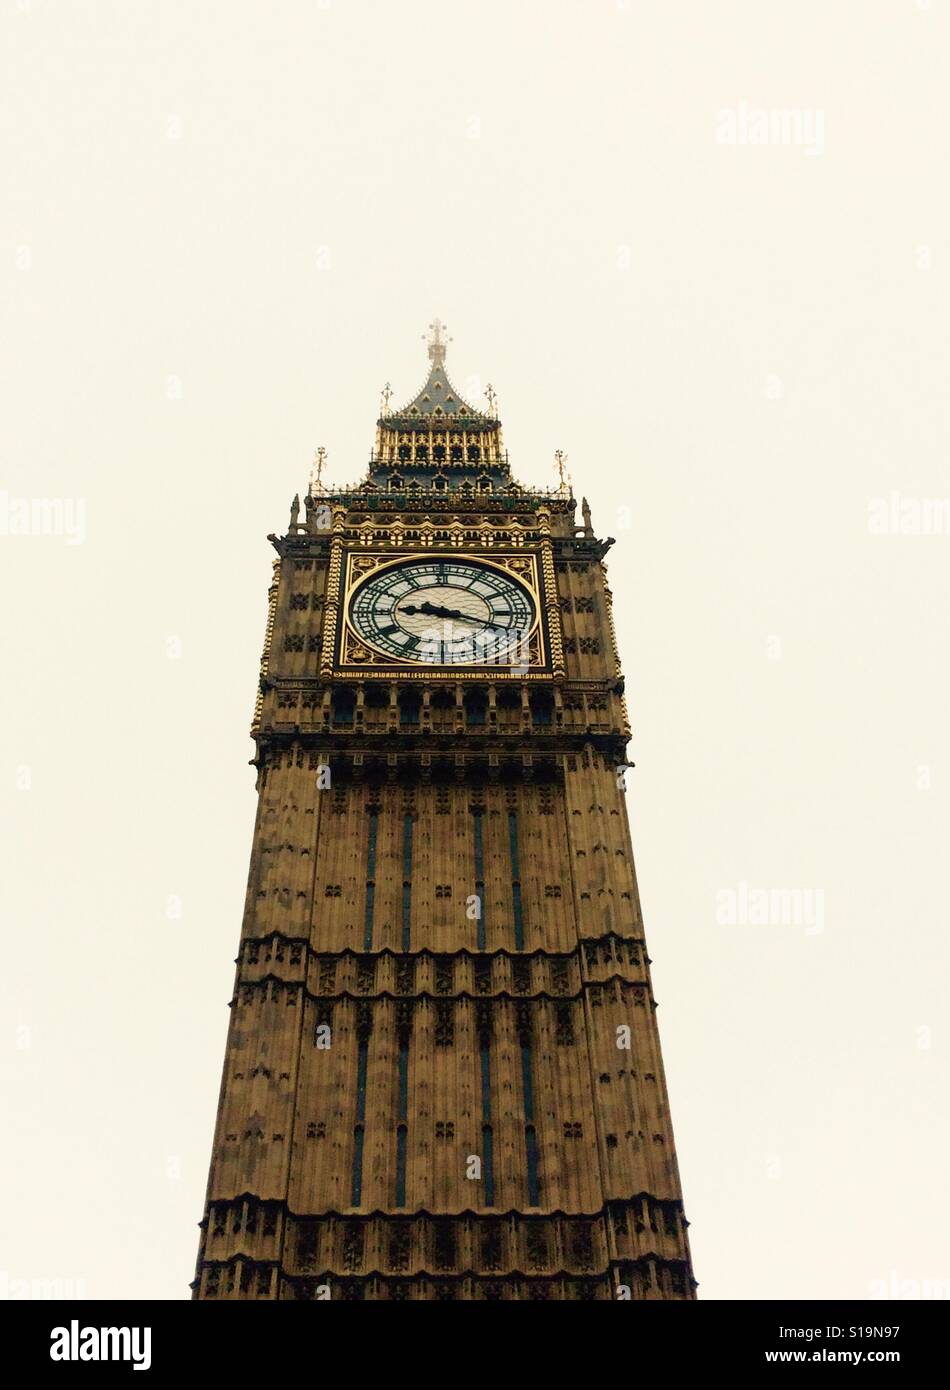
xmin=581 ymin=496 xmax=593 ymax=537
xmin=485 ymin=382 xmax=498 ymax=418
xmin=290 ymin=493 xmax=301 ymax=529
xmin=380 ymin=381 xmax=392 ymax=416
xmin=554 ymin=450 xmax=571 ymax=495
xmin=424 ymin=317 xmax=451 ymax=367
xmin=309 ymin=446 xmax=327 ymax=496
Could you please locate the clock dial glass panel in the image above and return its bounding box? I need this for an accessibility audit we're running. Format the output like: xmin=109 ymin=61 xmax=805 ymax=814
xmin=349 ymin=559 xmax=535 ymax=665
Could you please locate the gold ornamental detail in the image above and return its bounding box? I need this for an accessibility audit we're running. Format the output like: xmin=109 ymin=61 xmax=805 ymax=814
xmin=253 ymin=557 xmax=281 ymax=732
xmin=539 ymin=535 xmax=565 ymax=678
xmin=349 ymin=553 xmax=389 ymax=580
xmin=603 ymin=575 xmax=623 ymax=679
xmin=343 ymin=634 xmax=374 ymax=664
xmin=320 ymin=506 xmax=347 ymax=678
xmin=351 ymin=515 xmax=533 ymax=550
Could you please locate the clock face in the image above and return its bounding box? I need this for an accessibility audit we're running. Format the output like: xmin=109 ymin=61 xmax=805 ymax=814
xmin=348 ymin=558 xmax=536 ymax=666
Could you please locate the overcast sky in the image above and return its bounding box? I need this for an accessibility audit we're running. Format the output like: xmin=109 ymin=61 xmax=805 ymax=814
xmin=2 ymin=0 xmax=948 ymax=1300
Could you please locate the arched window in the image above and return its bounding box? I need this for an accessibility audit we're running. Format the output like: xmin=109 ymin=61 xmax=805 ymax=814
xmin=464 ymin=688 xmax=488 ymax=727
xmin=529 ymin=691 xmax=553 ymax=727
xmin=331 ymin=687 xmax=356 ymax=726
xmin=399 ymin=689 xmax=422 ymax=726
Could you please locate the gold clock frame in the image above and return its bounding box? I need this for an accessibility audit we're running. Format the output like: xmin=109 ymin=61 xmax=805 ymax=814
xmin=332 ymin=550 xmax=550 ymax=677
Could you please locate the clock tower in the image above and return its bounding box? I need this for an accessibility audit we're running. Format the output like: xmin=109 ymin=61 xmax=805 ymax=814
xmin=192 ymin=325 xmax=697 ymax=1300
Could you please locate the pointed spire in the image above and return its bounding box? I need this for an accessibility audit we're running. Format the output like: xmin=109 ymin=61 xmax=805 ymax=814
xmin=367 ymin=326 xmax=512 ymax=496
xmin=388 ymin=320 xmax=482 ymax=420
xmin=581 ymin=496 xmax=593 ymax=537
xmin=290 ymin=493 xmax=300 ymax=529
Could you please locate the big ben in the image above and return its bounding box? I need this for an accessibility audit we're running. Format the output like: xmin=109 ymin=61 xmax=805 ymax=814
xmin=192 ymin=323 xmax=697 ymax=1301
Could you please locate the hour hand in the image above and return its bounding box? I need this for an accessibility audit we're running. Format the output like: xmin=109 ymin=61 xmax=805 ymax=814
xmin=419 ymin=600 xmax=459 ymax=619
xmin=402 ymin=601 xmax=463 ymax=620
xmin=402 ymin=601 xmax=511 ymax=633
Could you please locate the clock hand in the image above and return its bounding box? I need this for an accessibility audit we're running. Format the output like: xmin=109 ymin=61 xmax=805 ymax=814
xmin=400 ymin=601 xmax=513 ymax=632
xmin=400 ymin=601 xmax=473 ymax=621
xmin=409 ymin=601 xmax=457 ymax=619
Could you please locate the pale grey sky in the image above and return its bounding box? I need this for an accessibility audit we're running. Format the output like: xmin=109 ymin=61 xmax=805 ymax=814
xmin=2 ymin=0 xmax=948 ymax=1300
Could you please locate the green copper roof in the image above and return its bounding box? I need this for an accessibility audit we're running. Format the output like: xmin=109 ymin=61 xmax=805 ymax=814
xmin=390 ymin=360 xmax=484 ymax=420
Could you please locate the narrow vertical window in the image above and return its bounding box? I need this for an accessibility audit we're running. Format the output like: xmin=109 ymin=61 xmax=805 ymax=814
xmin=363 ymin=810 xmax=378 ymax=951
xmin=519 ymin=1014 xmax=540 ymax=1207
xmin=395 ymin=1033 xmax=409 ymax=1207
xmin=351 ymin=1034 xmax=369 ymax=1206
xmin=472 ymin=809 xmax=486 ymax=951
xmin=401 ymin=814 xmax=413 ymax=951
xmin=507 ymin=810 xmax=524 ymax=952
xmin=480 ymin=1038 xmax=495 ymax=1208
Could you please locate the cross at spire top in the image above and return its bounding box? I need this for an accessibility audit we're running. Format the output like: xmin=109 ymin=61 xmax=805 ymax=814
xmin=425 ymin=317 xmax=451 ymax=367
